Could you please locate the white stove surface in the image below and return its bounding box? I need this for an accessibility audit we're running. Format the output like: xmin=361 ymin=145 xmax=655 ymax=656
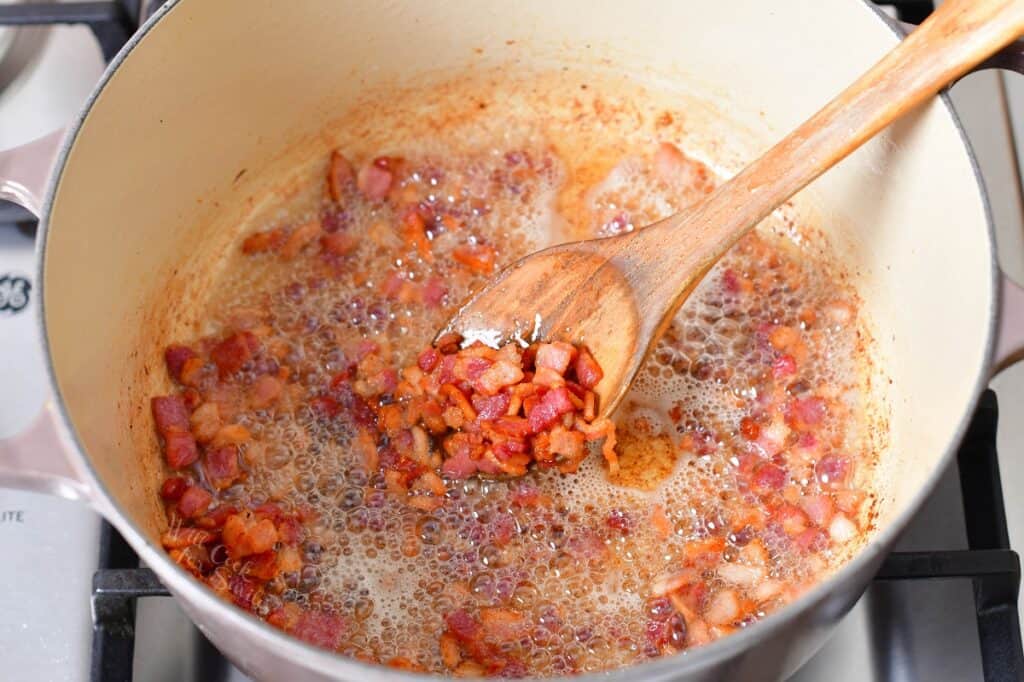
xmin=2 ymin=11 xmax=1024 ymax=682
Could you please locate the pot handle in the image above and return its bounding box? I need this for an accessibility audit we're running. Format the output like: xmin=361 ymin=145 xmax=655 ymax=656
xmin=0 ymin=402 xmax=90 ymax=501
xmin=996 ymin=272 xmax=1024 ymax=371
xmin=0 ymin=129 xmax=64 ymax=218
xmin=0 ymin=129 xmax=90 ymax=501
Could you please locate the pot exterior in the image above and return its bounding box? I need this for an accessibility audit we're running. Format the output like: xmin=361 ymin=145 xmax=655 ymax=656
xmin=35 ymin=1 xmax=995 ymax=680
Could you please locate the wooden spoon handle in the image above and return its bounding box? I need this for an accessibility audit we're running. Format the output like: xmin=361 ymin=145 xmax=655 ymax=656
xmin=644 ymin=0 xmax=1024 ymax=286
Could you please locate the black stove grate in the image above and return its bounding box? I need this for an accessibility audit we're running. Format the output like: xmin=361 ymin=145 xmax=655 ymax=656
xmin=3 ymin=2 xmax=1021 ymax=680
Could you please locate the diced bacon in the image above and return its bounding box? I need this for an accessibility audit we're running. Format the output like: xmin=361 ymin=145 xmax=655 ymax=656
xmin=527 ymin=387 xmax=575 ymax=433
xmin=535 ymin=342 xmax=576 ymax=374
xmin=401 ymin=210 xmax=433 ymax=260
xmin=380 ymin=270 xmax=404 ymax=299
xmin=177 ymin=486 xmax=212 ymax=518
xmin=418 ymin=347 xmax=441 ymax=373
xmin=704 ymin=589 xmax=740 ymax=626
xmin=651 ymin=504 xmax=672 ymax=539
xmin=204 ymin=445 xmax=240 ymax=490
xmin=445 ymin=609 xmax=482 ymax=642
xmin=161 ymin=527 xmax=216 ymax=549
xmin=816 ymin=454 xmax=850 ymax=487
xmin=326 ymin=150 xmax=355 ymax=201
xmin=211 ymin=424 xmax=252 ymax=448
xmin=250 ymin=375 xmax=283 ymax=408
xmin=222 ymin=513 xmax=279 ymax=559
xmin=772 ymin=354 xmax=797 ymax=378
xmin=786 ymin=396 xmax=826 ymax=431
xmin=309 ymin=395 xmax=340 ymax=418
xmin=293 ymin=609 xmax=348 ymax=650
xmin=452 ymin=244 xmax=496 ymax=273
xmin=320 ymin=230 xmax=359 ymax=256
xmin=189 ymin=402 xmax=221 ymax=444
xmin=472 ymin=391 xmax=511 ymax=421
xmin=479 ymin=607 xmax=530 ymax=641
xmin=194 ymin=504 xmax=237 ymax=531
xmin=834 ymin=489 xmax=866 ymax=514
xmin=476 ymin=361 xmax=524 ymax=396
xmin=800 ymin=494 xmax=834 ymax=527
xmin=281 ymin=220 xmax=323 ymax=259
xmin=421 ymin=276 xmax=448 ymax=308
xmin=160 ymin=476 xmax=189 ymax=501
xmin=566 ymin=528 xmax=606 ymax=560
xmin=752 ymin=462 xmax=787 ymax=494
xmin=441 ymin=450 xmax=481 ymax=479
xmin=605 ymin=508 xmax=632 ymax=533
xmin=793 ymin=528 xmax=829 ymax=553
xmin=574 ymin=347 xmax=604 ymax=389
xmin=210 ymin=331 xmax=259 ymax=378
xmin=357 ymin=163 xmax=393 ymax=201
xmin=768 ymin=326 xmax=799 ymax=351
xmin=164 ymin=345 xmax=197 ymax=383
xmin=739 ymin=416 xmax=760 ymax=441
xmin=531 ymin=366 xmax=565 ymax=389
xmin=440 ymin=632 xmax=462 ymax=669
xmin=152 ymin=395 xmax=190 ymax=434
xmin=548 ymin=426 xmax=586 ymax=472
xmin=241 ymin=227 xmax=286 ymax=254
xmin=717 ymin=562 xmax=764 ymax=587
xmin=164 ymin=430 xmax=199 ymax=468
xmin=773 ymin=503 xmax=808 ymax=536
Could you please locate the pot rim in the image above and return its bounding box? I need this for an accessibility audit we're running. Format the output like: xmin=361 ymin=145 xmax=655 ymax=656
xmin=33 ymin=1 xmax=1000 ymax=679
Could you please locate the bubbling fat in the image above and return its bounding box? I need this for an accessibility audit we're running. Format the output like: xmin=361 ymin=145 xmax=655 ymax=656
xmin=189 ymin=73 xmax=874 ymax=675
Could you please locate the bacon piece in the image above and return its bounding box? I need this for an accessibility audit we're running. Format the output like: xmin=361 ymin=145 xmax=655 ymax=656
xmin=535 ymin=342 xmax=576 ymax=374
xmin=292 ymin=609 xmax=348 ymax=650
xmin=320 ymin=230 xmax=359 ymax=257
xmin=527 ymin=387 xmax=575 ymax=433
xmin=574 ymin=347 xmax=604 ymax=389
xmin=161 ymin=527 xmax=216 ymax=549
xmin=152 ymin=395 xmax=190 ymax=434
xmin=189 ymin=402 xmax=221 ymax=444
xmin=222 ymin=513 xmax=279 ymax=559
xmin=177 ymin=486 xmax=212 ymax=518
xmin=452 ymin=244 xmax=497 ymax=273
xmin=204 ymin=445 xmax=240 ymax=490
xmin=210 ymin=331 xmax=259 ymax=378
xmin=418 ymin=347 xmax=441 ymax=373
xmin=786 ymin=396 xmax=826 ymax=431
xmin=229 ymin=573 xmax=259 ymax=611
xmin=472 ymin=391 xmax=512 ymax=421
xmin=422 ymin=276 xmax=448 ymax=308
xmin=241 ymin=227 xmax=287 ymax=254
xmin=164 ymin=345 xmax=197 ymax=383
xmin=250 ymin=374 xmax=283 ymax=409
xmin=475 ymin=360 xmax=524 ymax=396
xmin=280 ymin=220 xmax=323 ymax=259
xmin=326 ymin=150 xmax=355 ymax=201
xmin=357 ymin=163 xmax=393 ymax=201
xmin=160 ymin=476 xmax=189 ymax=501
xmin=164 ymin=431 xmax=200 ymax=469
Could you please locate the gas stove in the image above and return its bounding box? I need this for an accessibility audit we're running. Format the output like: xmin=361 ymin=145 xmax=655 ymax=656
xmin=2 ymin=2 xmax=1024 ymax=681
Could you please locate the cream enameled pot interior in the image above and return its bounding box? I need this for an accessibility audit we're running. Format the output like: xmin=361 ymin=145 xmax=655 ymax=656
xmin=40 ymin=0 xmax=991 ymax=674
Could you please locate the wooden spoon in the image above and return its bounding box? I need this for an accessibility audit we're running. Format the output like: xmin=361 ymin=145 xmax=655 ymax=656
xmin=437 ymin=0 xmax=1024 ymax=418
